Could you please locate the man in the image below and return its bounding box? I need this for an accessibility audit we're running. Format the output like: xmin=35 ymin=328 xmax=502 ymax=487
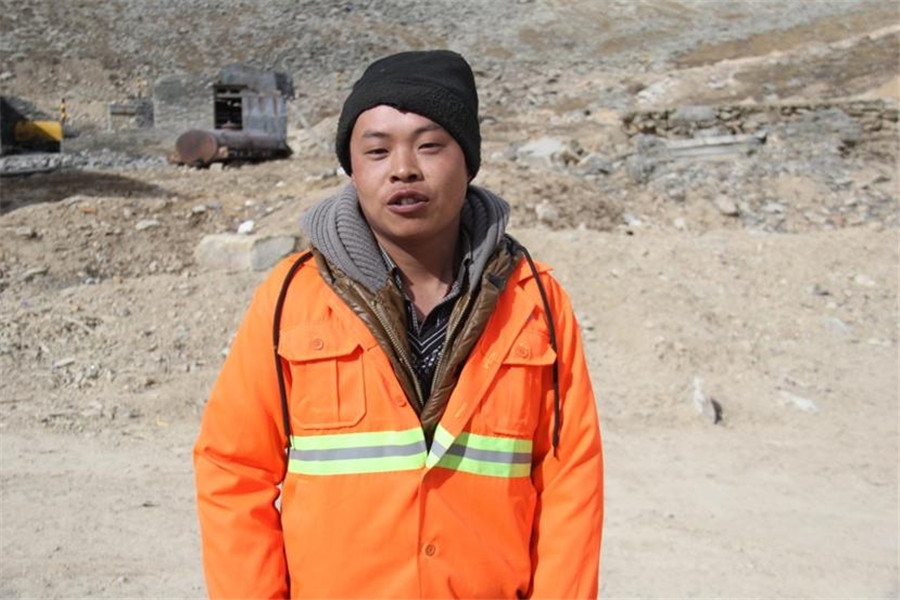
xmin=194 ymin=50 xmax=603 ymax=599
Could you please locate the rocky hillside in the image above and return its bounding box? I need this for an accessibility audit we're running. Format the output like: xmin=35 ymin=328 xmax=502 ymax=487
xmin=1 ymin=0 xmax=895 ymax=124
xmin=0 ymin=1 xmax=898 ymax=598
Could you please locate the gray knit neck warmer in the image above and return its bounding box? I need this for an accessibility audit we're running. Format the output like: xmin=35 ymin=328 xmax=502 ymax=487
xmin=301 ymin=183 xmax=510 ymax=293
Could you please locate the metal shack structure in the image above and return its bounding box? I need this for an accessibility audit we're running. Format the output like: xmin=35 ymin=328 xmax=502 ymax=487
xmin=171 ymin=64 xmax=294 ymax=167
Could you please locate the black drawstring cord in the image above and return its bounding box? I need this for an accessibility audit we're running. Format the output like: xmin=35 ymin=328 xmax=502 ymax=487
xmin=518 ymin=244 xmax=562 ymax=456
xmin=271 ymin=245 xmax=561 ymax=455
xmin=273 ymin=252 xmax=313 ymax=451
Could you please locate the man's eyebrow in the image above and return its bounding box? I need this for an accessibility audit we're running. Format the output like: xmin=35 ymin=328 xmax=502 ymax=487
xmin=359 ymin=123 xmax=444 ymax=140
xmin=413 ymin=123 xmax=443 ymax=135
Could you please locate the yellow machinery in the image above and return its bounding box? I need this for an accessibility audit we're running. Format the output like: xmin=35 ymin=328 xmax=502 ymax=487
xmin=0 ymin=96 xmax=63 ymax=155
xmin=14 ymin=120 xmax=63 ymax=148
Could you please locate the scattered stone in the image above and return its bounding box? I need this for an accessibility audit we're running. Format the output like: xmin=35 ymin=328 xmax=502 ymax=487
xmin=665 ymin=186 xmax=686 ymax=202
xmin=810 ymin=284 xmax=831 ymax=296
xmin=714 ymin=196 xmax=740 ymax=217
xmin=692 ymin=377 xmax=722 ymax=424
xmin=80 ymin=401 xmax=103 ymax=418
xmin=574 ymin=153 xmax=614 ymax=176
xmin=694 ymin=126 xmax=727 ymax=138
xmin=22 ymin=266 xmax=49 ymax=281
xmin=0 ymin=71 xmax=13 ymax=82
xmin=779 ymin=390 xmax=819 ymax=413
xmin=14 ymin=226 xmax=37 ymax=239
xmin=556 ymin=140 xmax=584 ymax=166
xmin=209 ymin=163 xmax=224 ymax=172
xmin=237 ymin=220 xmax=255 ymax=235
xmin=194 ymin=233 xmax=298 ymax=272
xmin=626 ymin=154 xmax=656 ymax=184
xmin=191 ymin=204 xmax=207 ymax=214
xmin=147 ymin=198 xmax=169 ymax=213
xmin=666 ymin=132 xmax=766 ymax=159
xmin=823 ymin=316 xmax=851 ymax=336
xmin=576 ymin=312 xmax=595 ymax=331
xmin=52 ymin=357 xmax=75 ymax=370
xmin=762 ymin=202 xmax=785 ymax=214
xmin=673 ymin=217 xmax=687 ymax=230
xmin=804 ymin=211 xmax=827 ymax=225
xmin=535 ymin=201 xmax=559 ymax=226
xmin=672 ymin=105 xmax=717 ymax=123
xmin=623 ymin=213 xmax=643 ymax=227
xmin=516 ymin=137 xmax=565 ymax=167
xmin=135 ymin=219 xmax=161 ymax=231
xmin=819 ymin=108 xmax=863 ymax=151
xmin=853 ymin=274 xmax=877 ymax=288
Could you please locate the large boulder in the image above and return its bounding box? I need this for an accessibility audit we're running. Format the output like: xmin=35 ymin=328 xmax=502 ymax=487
xmin=194 ymin=234 xmax=298 ymax=272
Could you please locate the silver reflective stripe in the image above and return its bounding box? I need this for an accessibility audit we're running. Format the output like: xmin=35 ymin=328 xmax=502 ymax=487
xmin=290 ymin=440 xmax=426 ymax=462
xmin=445 ymin=444 xmax=531 ymax=464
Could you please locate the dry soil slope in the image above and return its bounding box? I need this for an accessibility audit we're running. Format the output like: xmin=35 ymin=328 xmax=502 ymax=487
xmin=0 ymin=0 xmax=898 ymax=598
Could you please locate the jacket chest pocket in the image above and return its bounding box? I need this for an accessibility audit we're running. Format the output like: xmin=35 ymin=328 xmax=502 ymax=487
xmin=484 ymin=328 xmax=556 ymax=436
xmin=278 ymin=323 xmax=366 ymax=430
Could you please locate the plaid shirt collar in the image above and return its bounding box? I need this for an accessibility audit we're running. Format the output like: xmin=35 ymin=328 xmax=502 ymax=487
xmin=378 ymin=230 xmax=473 ymax=330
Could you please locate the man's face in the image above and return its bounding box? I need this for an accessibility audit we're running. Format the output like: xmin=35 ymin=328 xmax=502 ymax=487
xmin=349 ymin=105 xmax=468 ymax=249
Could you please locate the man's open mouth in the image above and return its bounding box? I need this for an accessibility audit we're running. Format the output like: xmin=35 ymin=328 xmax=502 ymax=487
xmin=388 ymin=190 xmax=429 ymax=208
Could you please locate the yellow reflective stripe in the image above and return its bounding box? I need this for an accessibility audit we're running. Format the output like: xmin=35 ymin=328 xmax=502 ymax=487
xmin=436 ymin=453 xmax=531 ymax=478
xmin=430 ymin=427 xmax=533 ymax=479
xmin=454 ymin=431 xmax=532 ymax=454
xmin=290 ymin=428 xmax=422 ymax=450
xmin=289 ymin=453 xmax=426 ymax=476
xmin=287 ymin=428 xmax=427 ymax=476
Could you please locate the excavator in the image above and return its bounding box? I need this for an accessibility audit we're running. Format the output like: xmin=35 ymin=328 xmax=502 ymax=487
xmin=0 ymin=95 xmax=63 ymax=155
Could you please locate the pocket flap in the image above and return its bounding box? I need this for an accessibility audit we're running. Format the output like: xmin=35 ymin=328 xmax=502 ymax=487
xmin=278 ymin=323 xmax=361 ymax=362
xmin=502 ymin=329 xmax=556 ymax=366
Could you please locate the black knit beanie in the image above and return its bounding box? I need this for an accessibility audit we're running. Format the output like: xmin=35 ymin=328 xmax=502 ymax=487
xmin=336 ymin=50 xmax=481 ymax=178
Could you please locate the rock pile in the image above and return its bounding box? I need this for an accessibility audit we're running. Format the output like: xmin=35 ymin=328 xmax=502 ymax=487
xmin=0 ymin=150 xmax=166 ymax=177
xmin=623 ymin=100 xmax=898 ymax=138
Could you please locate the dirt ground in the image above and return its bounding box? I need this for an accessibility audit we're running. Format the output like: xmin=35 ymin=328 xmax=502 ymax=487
xmin=2 ymin=185 xmax=897 ymax=598
xmin=1 ymin=1 xmax=899 ymax=598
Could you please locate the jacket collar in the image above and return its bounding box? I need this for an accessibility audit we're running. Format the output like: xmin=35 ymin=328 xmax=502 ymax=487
xmin=301 ymin=183 xmax=510 ymax=295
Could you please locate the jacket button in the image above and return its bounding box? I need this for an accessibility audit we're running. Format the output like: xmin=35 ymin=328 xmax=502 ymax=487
xmin=515 ymin=344 xmax=530 ymax=358
xmin=311 ymin=338 xmax=325 ymax=350
xmin=423 ymin=543 xmax=436 ymax=557
xmin=395 ymin=396 xmax=407 ymax=407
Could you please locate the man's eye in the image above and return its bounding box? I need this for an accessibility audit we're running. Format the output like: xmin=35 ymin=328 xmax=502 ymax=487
xmin=365 ymin=148 xmax=387 ymax=157
xmin=419 ymin=142 xmax=442 ymax=151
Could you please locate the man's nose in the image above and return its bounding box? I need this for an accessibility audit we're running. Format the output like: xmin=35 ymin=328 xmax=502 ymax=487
xmin=389 ymin=148 xmax=422 ymax=183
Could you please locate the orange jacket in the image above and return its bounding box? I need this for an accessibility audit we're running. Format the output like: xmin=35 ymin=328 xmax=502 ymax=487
xmin=194 ymin=253 xmax=603 ymax=599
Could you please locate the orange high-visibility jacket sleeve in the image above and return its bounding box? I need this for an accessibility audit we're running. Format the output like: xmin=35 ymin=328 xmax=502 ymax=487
xmin=528 ymin=275 xmax=604 ymax=599
xmin=194 ymin=262 xmax=292 ymax=599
